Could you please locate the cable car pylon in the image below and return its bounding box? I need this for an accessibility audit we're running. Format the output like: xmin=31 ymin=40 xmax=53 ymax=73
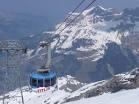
xmin=0 ymin=40 xmax=27 ymax=104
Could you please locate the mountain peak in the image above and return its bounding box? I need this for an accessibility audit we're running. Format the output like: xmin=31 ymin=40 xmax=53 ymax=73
xmin=95 ymin=5 xmax=107 ymax=11
xmin=83 ymin=5 xmax=107 ymax=15
xmin=83 ymin=5 xmax=119 ymax=16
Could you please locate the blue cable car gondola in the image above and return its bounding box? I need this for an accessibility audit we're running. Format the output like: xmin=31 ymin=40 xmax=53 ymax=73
xmin=30 ymin=70 xmax=56 ymax=88
xmin=29 ymin=41 xmax=57 ymax=90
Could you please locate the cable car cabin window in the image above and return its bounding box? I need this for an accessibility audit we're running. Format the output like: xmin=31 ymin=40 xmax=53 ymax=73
xmin=30 ymin=78 xmax=32 ymax=85
xmin=31 ymin=78 xmax=37 ymax=87
xmin=38 ymin=79 xmax=43 ymax=87
xmin=45 ymin=79 xmax=50 ymax=87
xmin=51 ymin=77 xmax=56 ymax=86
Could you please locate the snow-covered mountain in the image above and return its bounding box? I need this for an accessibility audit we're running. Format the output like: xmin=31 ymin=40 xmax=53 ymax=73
xmin=37 ymin=6 xmax=138 ymax=82
xmin=4 ymin=6 xmax=138 ymax=103
xmin=0 ymin=5 xmax=139 ymax=104
xmin=9 ymin=6 xmax=139 ymax=85
xmin=1 ymin=68 xmax=139 ymax=104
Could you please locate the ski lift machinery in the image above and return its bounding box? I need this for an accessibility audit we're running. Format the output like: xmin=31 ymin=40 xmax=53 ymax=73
xmin=29 ymin=38 xmax=57 ymax=92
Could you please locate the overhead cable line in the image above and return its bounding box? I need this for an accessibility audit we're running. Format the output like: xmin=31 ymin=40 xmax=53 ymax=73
xmin=54 ymin=0 xmax=97 ymax=50
xmin=56 ymin=0 xmax=86 ymax=31
xmin=57 ymin=0 xmax=97 ymax=35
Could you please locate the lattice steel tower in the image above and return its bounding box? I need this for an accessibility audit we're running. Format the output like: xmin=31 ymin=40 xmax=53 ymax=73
xmin=0 ymin=40 xmax=27 ymax=104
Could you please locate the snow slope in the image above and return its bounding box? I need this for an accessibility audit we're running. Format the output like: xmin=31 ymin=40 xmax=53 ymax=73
xmin=66 ymin=88 xmax=139 ymax=104
xmin=0 ymin=75 xmax=84 ymax=104
xmin=1 ymin=85 xmax=139 ymax=104
xmin=1 ymin=68 xmax=139 ymax=104
xmin=0 ymin=87 xmax=69 ymax=104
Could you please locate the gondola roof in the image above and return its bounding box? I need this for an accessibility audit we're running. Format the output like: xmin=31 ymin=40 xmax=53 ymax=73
xmin=30 ymin=71 xmax=56 ymax=80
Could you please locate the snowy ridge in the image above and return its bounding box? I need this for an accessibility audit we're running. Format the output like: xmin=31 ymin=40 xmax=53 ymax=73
xmin=1 ymin=68 xmax=139 ymax=104
xmin=53 ymin=68 xmax=139 ymax=104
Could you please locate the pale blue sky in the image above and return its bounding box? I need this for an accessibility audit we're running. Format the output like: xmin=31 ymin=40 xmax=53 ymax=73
xmin=0 ymin=0 xmax=138 ymax=24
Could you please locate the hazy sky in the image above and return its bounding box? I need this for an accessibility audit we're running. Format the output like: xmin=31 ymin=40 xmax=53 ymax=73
xmin=0 ymin=0 xmax=138 ymax=24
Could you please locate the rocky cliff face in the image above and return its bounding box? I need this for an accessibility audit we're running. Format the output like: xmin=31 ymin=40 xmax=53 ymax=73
xmin=49 ymin=6 xmax=139 ymax=82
